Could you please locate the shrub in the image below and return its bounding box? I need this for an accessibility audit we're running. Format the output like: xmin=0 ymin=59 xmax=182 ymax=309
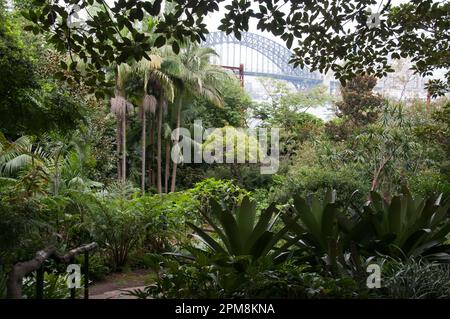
xmin=190 ymin=178 xmax=249 ymax=213
xmin=231 ymin=262 xmax=364 ymax=299
xmin=203 ymin=164 xmax=275 ymax=190
xmin=130 ymin=192 xmax=199 ymax=246
xmin=86 ymin=198 xmax=146 ymax=271
xmin=22 ymin=271 xmax=82 ymax=299
xmin=272 ymin=166 xmax=368 ymax=208
xmin=325 ymin=117 xmax=354 ymax=141
xmin=0 ymin=198 xmax=51 ymax=266
xmin=408 ymin=168 xmax=450 ymax=198
xmin=251 ymin=188 xmax=273 ymax=211
xmin=75 ymin=253 xmax=110 ymax=281
xmin=127 ymin=258 xmax=366 ymax=299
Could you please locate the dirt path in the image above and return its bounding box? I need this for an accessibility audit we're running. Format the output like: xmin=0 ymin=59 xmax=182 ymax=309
xmin=89 ymin=269 xmax=155 ymax=299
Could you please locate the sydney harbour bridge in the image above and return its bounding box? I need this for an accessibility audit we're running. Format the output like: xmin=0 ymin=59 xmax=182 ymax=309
xmin=201 ymin=31 xmax=323 ymax=89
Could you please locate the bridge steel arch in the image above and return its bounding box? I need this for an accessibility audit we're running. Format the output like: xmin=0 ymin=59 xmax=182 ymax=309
xmin=201 ymin=32 xmax=323 ymax=88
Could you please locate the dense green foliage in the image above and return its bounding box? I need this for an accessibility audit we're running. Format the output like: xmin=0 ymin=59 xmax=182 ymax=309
xmin=128 ymin=258 xmax=366 ymax=299
xmin=21 ymin=0 xmax=450 ymax=96
xmin=0 ymin=5 xmax=87 ymax=137
xmin=1 ymin=1 xmax=449 ymax=300
xmin=335 ymin=75 xmax=384 ymax=125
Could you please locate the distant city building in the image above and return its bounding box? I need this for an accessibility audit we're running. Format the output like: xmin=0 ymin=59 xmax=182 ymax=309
xmin=374 ymin=60 xmax=428 ymax=100
xmin=323 ymin=59 xmax=444 ymax=101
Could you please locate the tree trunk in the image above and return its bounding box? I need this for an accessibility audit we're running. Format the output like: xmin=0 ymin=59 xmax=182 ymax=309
xmin=156 ymin=102 xmax=163 ymax=193
xmin=117 ymin=116 xmax=122 ymax=181
xmin=170 ymin=98 xmax=182 ymax=193
xmin=148 ymin=114 xmax=154 ymax=189
xmin=148 ymin=162 xmax=152 ymax=191
xmin=151 ymin=154 xmax=156 ymax=186
xmin=121 ymin=113 xmax=127 ymax=183
xmin=165 ymin=140 xmax=170 ymax=193
xmin=141 ymin=107 xmax=146 ymax=195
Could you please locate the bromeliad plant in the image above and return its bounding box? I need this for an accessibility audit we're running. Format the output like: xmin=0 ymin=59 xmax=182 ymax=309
xmin=348 ymin=187 xmax=450 ymax=261
xmin=187 ymin=196 xmax=293 ymax=264
xmin=281 ymin=190 xmax=344 ymax=270
xmin=284 ymin=188 xmax=450 ymax=264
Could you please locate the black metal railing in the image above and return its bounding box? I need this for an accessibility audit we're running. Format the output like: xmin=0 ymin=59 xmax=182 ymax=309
xmin=6 ymin=242 xmax=97 ymax=299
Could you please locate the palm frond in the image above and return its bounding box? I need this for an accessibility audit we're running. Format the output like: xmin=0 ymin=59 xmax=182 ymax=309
xmin=0 ymin=154 xmax=33 ymax=176
xmin=116 ymin=63 xmax=132 ymax=92
xmin=140 ymin=54 xmax=163 ymax=70
xmin=0 ymin=135 xmax=50 ymax=177
xmin=197 ymin=85 xmax=224 ymax=107
xmin=110 ymin=95 xmax=134 ymax=115
xmin=148 ymin=70 xmax=175 ymax=102
xmin=143 ymin=94 xmax=158 ymax=114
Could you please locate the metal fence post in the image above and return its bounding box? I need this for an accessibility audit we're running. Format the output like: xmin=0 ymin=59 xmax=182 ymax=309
xmin=69 ymin=257 xmax=76 ymax=299
xmin=36 ymin=266 xmax=44 ymax=299
xmin=84 ymin=251 xmax=89 ymax=299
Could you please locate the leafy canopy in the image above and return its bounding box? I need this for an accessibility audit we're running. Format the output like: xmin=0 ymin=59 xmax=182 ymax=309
xmin=21 ymin=0 xmax=449 ymax=96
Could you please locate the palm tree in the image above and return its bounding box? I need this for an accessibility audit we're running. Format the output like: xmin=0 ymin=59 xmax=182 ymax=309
xmin=137 ymin=57 xmax=161 ymax=194
xmin=110 ymin=52 xmax=174 ymax=194
xmin=110 ymin=64 xmax=134 ymax=183
xmin=164 ymin=120 xmax=171 ymax=193
xmin=139 ymin=94 xmax=157 ymax=194
xmin=163 ymin=44 xmax=228 ymax=192
xmin=156 ymin=97 xmax=167 ymax=193
xmin=143 ymin=62 xmax=174 ymax=194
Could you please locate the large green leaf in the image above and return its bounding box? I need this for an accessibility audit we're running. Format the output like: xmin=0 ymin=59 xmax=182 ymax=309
xmin=204 ymin=200 xmax=232 ymax=251
xmin=288 ymin=192 xmax=342 ymax=256
xmin=430 ymin=199 xmax=450 ymax=227
xmin=249 ymin=231 xmax=273 ymax=259
xmin=388 ymin=196 xmax=403 ymax=236
xmin=236 ymin=196 xmax=256 ymax=243
xmin=246 ymin=202 xmax=278 ymax=250
xmin=322 ymin=203 xmax=338 ymax=241
xmin=293 ymin=194 xmax=321 ymax=242
xmin=217 ymin=209 xmax=242 ymax=255
xmin=186 ymin=222 xmax=227 ymax=255
xmin=431 ymin=222 xmax=450 ymax=243
xmin=260 ymin=223 xmax=293 ymax=258
xmin=402 ymin=228 xmax=431 ymax=256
